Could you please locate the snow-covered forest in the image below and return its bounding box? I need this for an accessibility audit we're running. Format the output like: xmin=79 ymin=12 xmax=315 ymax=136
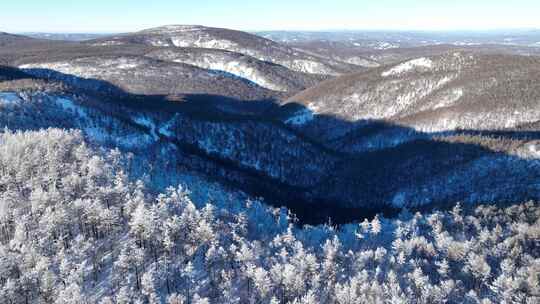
xmin=2 ymin=19 xmax=540 ymax=304
xmin=0 ymin=128 xmax=539 ymax=303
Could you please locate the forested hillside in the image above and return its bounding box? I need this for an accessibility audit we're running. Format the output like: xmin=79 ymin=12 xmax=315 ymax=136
xmin=0 ymin=129 xmax=539 ymax=303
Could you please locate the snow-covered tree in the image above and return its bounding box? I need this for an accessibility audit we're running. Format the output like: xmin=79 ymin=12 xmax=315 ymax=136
xmin=0 ymin=128 xmax=539 ymax=303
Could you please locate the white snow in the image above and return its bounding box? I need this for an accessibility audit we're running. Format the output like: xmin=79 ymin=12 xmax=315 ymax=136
xmin=158 ymin=115 xmax=178 ymax=137
xmin=54 ymin=97 xmax=89 ymax=119
xmin=414 ymin=105 xmax=540 ymax=133
xmin=173 ymin=58 xmax=287 ymax=91
xmin=115 ymin=62 xmax=139 ymax=69
xmin=170 ymin=38 xmax=191 ymax=48
xmin=372 ymin=42 xmax=399 ymax=50
xmin=285 ymin=109 xmax=314 ymax=125
xmin=171 ymin=36 xmax=237 ymax=50
xmin=452 ymin=42 xmax=481 ymax=46
xmin=382 ymin=58 xmax=434 ymax=77
xmin=133 ymin=116 xmax=159 ymax=140
xmin=431 ymin=88 xmax=464 ymax=110
xmin=0 ymin=92 xmax=21 ymax=105
xmin=147 ymin=27 xmax=342 ymax=75
xmin=150 ymin=25 xmax=204 ymax=33
xmin=306 ymin=102 xmax=322 ymax=113
xmin=91 ymin=41 xmax=125 ymax=46
xmin=340 ymin=75 xmax=457 ymax=121
xmin=525 ymin=142 xmax=540 ymax=158
xmin=20 ymin=57 xmax=142 ymax=79
xmin=159 ymin=126 xmax=173 ymax=137
xmin=291 ymin=59 xmax=333 ymax=75
xmin=345 ymin=57 xmax=380 ymax=67
xmin=150 ymin=40 xmax=171 ymax=47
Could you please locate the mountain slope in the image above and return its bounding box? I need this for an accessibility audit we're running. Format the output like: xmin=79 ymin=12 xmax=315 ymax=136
xmin=2 ymin=126 xmax=539 ymax=303
xmin=18 ymin=55 xmax=280 ymax=101
xmin=275 ymin=52 xmax=540 ymax=208
xmin=4 ymin=44 xmax=540 ymax=217
xmin=0 ymin=70 xmax=346 ymax=222
xmin=144 ymin=47 xmax=327 ymax=92
xmin=3 ymin=63 xmax=540 ymax=214
xmin=345 ymin=44 xmax=540 ymax=66
xmin=285 ymin=52 xmax=540 ymax=151
xmin=0 ymin=32 xmax=73 ymax=65
xmin=0 ymin=30 xmax=331 ymax=98
xmin=4 ymin=43 xmax=326 ymax=95
xmin=287 ymin=40 xmax=382 ymax=67
xmin=0 ymin=32 xmax=34 ymax=46
xmin=88 ymin=25 xmax=360 ymax=75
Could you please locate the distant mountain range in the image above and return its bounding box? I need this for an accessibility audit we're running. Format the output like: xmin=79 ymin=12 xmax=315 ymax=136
xmin=257 ymin=29 xmax=540 ymax=46
xmin=22 ymin=32 xmax=111 ymax=41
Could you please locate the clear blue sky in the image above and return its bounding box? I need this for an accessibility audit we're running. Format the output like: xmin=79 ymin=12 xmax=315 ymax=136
xmin=2 ymin=0 xmax=540 ymax=33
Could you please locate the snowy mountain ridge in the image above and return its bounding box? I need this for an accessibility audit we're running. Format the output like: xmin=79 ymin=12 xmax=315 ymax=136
xmin=285 ymin=52 xmax=540 ymax=149
xmin=88 ymin=25 xmax=361 ymax=76
xmin=18 ymin=55 xmax=281 ymax=101
xmin=144 ymin=48 xmax=325 ymax=92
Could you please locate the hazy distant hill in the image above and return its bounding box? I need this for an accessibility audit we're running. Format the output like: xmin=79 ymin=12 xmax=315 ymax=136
xmin=258 ymin=29 xmax=540 ymax=47
xmin=22 ymin=32 xmax=111 ymax=41
xmin=0 ymin=32 xmax=35 ymax=46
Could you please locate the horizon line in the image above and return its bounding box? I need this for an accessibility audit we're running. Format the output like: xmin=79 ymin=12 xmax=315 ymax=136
xmin=6 ymin=26 xmax=540 ymax=35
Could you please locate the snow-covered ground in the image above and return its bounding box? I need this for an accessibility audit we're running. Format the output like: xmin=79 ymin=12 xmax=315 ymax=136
xmin=133 ymin=115 xmax=159 ymax=140
xmin=429 ymin=88 xmax=464 ymax=110
xmin=90 ymin=40 xmax=125 ymax=46
xmin=171 ymin=37 xmax=238 ymax=50
xmin=285 ymin=108 xmax=314 ymax=125
xmin=343 ymin=56 xmax=381 ymax=67
xmin=414 ymin=107 xmax=540 ymax=133
xmin=291 ymin=59 xmax=335 ymax=75
xmin=54 ymin=97 xmax=89 ymax=119
xmin=171 ymin=56 xmax=287 ymax=91
xmin=0 ymin=92 xmax=21 ymax=105
xmin=329 ymin=74 xmax=457 ymax=122
xmin=158 ymin=114 xmax=178 ymax=137
xmin=373 ymin=41 xmax=400 ymax=50
xmin=20 ymin=57 xmax=142 ymax=80
xmin=382 ymin=58 xmax=434 ymax=77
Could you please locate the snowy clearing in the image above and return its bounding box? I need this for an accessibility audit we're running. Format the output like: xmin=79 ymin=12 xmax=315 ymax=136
xmin=382 ymin=57 xmax=434 ymax=77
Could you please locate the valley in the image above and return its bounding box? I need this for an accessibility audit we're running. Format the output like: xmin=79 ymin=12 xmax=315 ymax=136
xmin=2 ymin=27 xmax=540 ymax=223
